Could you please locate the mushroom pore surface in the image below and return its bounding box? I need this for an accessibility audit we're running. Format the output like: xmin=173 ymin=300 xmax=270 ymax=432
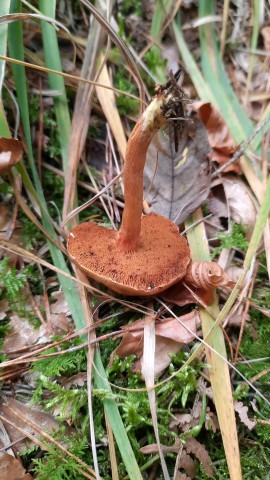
xmin=68 ymin=213 xmax=190 ymax=296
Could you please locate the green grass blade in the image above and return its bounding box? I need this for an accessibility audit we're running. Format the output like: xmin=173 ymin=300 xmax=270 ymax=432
xmin=94 ymin=350 xmax=143 ymax=480
xmin=173 ymin=18 xmax=216 ymax=104
xmin=198 ymin=0 xmax=254 ymax=141
xmin=185 ymin=211 xmax=242 ymax=480
xmin=0 ymin=0 xmax=11 ymax=136
xmin=8 ymin=0 xmax=85 ymax=330
xmin=38 ymin=0 xmax=71 ymax=171
xmin=36 ymin=5 xmax=144 ymax=476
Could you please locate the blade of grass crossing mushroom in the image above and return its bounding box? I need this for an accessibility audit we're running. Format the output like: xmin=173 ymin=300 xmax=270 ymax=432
xmin=185 ymin=210 xmax=242 ymax=480
xmin=8 ymin=0 xmax=86 ymax=330
xmin=93 ymin=349 xmax=143 ymax=480
xmin=142 ymin=314 xmax=170 ymax=480
xmin=0 ymin=0 xmax=11 ymax=137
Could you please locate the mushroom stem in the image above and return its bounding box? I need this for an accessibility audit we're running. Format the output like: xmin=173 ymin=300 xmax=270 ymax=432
xmin=117 ymin=95 xmax=168 ymax=252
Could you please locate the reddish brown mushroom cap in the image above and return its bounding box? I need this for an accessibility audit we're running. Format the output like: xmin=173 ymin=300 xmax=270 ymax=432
xmin=67 ymin=213 xmax=190 ymax=296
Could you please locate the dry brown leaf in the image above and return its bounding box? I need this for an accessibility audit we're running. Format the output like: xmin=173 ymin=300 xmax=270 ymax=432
xmin=193 ymin=102 xmax=240 ymax=173
xmin=144 ymin=121 xmax=210 ymax=223
xmin=155 ymin=312 xmax=200 ymax=343
xmin=261 ymin=26 xmax=270 ymax=51
xmin=136 ymin=336 xmax=183 ymax=377
xmin=209 ymin=176 xmax=257 ymax=230
xmin=184 ymin=262 xmax=234 ymax=289
xmin=176 ymin=474 xmax=192 ymax=480
xmin=186 ymin=437 xmax=214 ymax=477
xmin=179 ymin=450 xmax=196 ymax=479
xmin=205 ymin=407 xmax=219 ymax=433
xmin=0 ymin=452 xmax=32 ymax=480
xmin=0 ymin=138 xmax=23 ymax=175
xmin=234 ymin=401 xmax=256 ymax=430
xmin=3 ymin=314 xmax=48 ymax=355
xmin=169 ymin=413 xmax=193 ymax=430
xmin=112 ymin=312 xmax=199 ymax=376
xmin=0 ymin=398 xmax=63 ymax=452
xmin=50 ymin=292 xmax=71 ymax=333
xmin=161 ymin=282 xmax=214 ymax=307
xmin=61 ymin=372 xmax=87 ymax=389
xmin=0 ymin=298 xmax=8 ymax=320
xmin=140 ymin=438 xmax=181 ymax=454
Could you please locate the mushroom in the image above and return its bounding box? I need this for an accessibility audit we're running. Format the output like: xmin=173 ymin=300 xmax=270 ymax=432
xmin=0 ymin=138 xmax=23 ymax=175
xmin=67 ymin=75 xmax=191 ymax=296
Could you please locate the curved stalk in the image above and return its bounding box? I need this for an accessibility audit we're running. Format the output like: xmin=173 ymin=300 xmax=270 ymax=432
xmin=117 ymin=95 xmax=168 ymax=252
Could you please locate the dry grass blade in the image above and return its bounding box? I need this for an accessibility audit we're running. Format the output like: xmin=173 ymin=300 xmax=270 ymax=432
xmin=96 ymin=58 xmax=127 ymax=160
xmin=186 ymin=209 xmax=242 ymax=480
xmin=79 ymin=0 xmax=145 ymax=108
xmin=142 ymin=313 xmax=170 ymax=480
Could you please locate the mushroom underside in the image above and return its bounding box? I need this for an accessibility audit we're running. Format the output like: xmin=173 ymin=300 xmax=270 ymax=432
xmin=67 ymin=213 xmax=190 ymax=296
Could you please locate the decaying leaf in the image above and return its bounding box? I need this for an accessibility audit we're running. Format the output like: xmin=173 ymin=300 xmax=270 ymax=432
xmin=261 ymin=26 xmax=270 ymax=51
xmin=186 ymin=437 xmax=214 ymax=477
xmin=209 ymin=176 xmax=257 ymax=230
xmin=61 ymin=372 xmax=87 ymax=389
xmin=0 ymin=298 xmax=8 ymax=320
xmin=179 ymin=450 xmax=196 ymax=478
xmin=170 ymin=413 xmax=194 ymax=431
xmin=193 ymin=102 xmax=240 ymax=173
xmin=161 ymin=262 xmax=232 ymax=307
xmin=184 ymin=262 xmax=234 ymax=289
xmin=161 ymin=282 xmax=213 ymax=307
xmin=144 ymin=121 xmax=210 ymax=223
xmin=0 ymin=138 xmax=23 ymax=175
xmin=0 ymin=452 xmax=32 ymax=480
xmin=234 ymin=401 xmax=256 ymax=430
xmin=111 ymin=312 xmax=200 ymax=376
xmin=3 ymin=314 xmax=48 ymax=355
xmin=0 ymin=398 xmax=64 ymax=452
xmin=140 ymin=438 xmax=181 ymax=454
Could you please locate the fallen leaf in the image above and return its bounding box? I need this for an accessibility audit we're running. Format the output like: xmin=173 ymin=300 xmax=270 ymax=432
xmin=205 ymin=407 xmax=219 ymax=433
xmin=261 ymin=26 xmax=270 ymax=51
xmin=144 ymin=121 xmax=210 ymax=223
xmin=0 ymin=398 xmax=64 ymax=452
xmin=170 ymin=413 xmax=193 ymax=430
xmin=193 ymin=102 xmax=241 ymax=173
xmin=161 ymin=282 xmax=214 ymax=307
xmin=155 ymin=313 xmax=200 ymax=343
xmin=209 ymin=176 xmax=257 ymax=230
xmin=140 ymin=438 xmax=181 ymax=454
xmin=136 ymin=337 xmax=183 ymax=377
xmin=61 ymin=372 xmax=87 ymax=389
xmin=176 ymin=474 xmax=192 ymax=480
xmin=186 ymin=437 xmax=214 ymax=477
xmin=112 ymin=312 xmax=200 ymax=376
xmin=234 ymin=401 xmax=256 ymax=430
xmin=184 ymin=261 xmax=234 ymax=289
xmin=0 ymin=298 xmax=9 ymax=320
xmin=3 ymin=314 xmax=48 ymax=355
xmin=0 ymin=452 xmax=32 ymax=479
xmin=0 ymin=138 xmax=23 ymax=175
xmin=179 ymin=450 xmax=196 ymax=479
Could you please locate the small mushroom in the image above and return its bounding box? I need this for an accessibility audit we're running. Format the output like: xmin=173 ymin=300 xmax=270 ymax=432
xmin=67 ymin=76 xmax=191 ymax=295
xmin=0 ymin=138 xmax=23 ymax=175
